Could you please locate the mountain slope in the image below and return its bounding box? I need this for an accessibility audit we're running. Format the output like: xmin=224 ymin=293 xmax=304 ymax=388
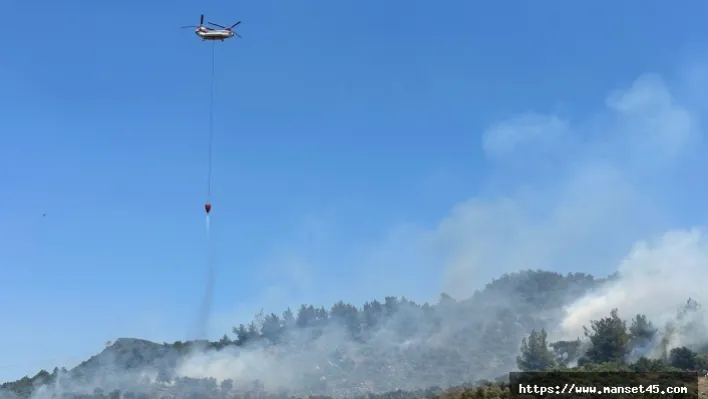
xmin=0 ymin=270 xmax=604 ymax=398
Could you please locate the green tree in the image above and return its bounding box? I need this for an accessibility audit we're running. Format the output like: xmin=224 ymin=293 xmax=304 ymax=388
xmin=549 ymin=339 xmax=582 ymax=367
xmin=628 ymin=314 xmax=657 ymax=348
xmin=330 ymin=300 xmax=361 ymax=337
xmin=260 ymin=313 xmax=283 ymax=344
xmin=631 ymin=356 xmax=669 ymax=372
xmin=517 ymin=329 xmax=556 ymax=371
xmin=233 ymin=324 xmax=249 ymax=345
xmin=282 ymin=307 xmax=295 ymax=328
xmin=362 ymin=300 xmax=384 ymax=329
xmin=296 ymin=304 xmax=316 ymax=328
xmin=220 ymin=378 xmax=233 ymax=393
xmin=668 ymin=346 xmax=697 ymax=370
xmin=584 ymin=308 xmax=629 ymax=364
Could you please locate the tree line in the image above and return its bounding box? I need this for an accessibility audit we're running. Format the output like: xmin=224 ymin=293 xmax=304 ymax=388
xmin=1 ymin=271 xmax=703 ymax=399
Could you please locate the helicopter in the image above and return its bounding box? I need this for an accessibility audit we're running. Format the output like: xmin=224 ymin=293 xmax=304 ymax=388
xmin=182 ymin=14 xmax=242 ymax=41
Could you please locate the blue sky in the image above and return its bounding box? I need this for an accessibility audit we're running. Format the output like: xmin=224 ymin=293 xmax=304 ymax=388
xmin=2 ymin=0 xmax=708 ymax=382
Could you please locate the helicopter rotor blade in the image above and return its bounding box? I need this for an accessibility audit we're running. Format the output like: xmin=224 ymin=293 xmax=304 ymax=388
xmin=233 ymin=32 xmax=242 ymax=38
xmin=208 ymin=21 xmax=228 ymax=29
xmin=230 ymin=21 xmax=241 ymax=28
xmin=200 ymin=14 xmax=204 ymax=25
xmin=181 ymin=25 xmax=198 ymax=28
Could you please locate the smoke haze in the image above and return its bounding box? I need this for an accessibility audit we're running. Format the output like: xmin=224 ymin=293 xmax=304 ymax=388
xmin=5 ymin=66 xmax=708 ymax=398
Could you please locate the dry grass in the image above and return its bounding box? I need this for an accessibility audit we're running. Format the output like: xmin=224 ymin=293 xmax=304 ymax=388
xmin=699 ymin=375 xmax=708 ymax=396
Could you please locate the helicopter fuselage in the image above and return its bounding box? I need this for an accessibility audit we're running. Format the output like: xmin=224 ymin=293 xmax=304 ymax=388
xmin=196 ymin=29 xmax=234 ymax=40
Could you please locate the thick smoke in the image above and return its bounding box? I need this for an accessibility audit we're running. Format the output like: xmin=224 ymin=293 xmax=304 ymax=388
xmin=4 ymin=66 xmax=708 ymax=398
xmin=558 ymin=230 xmax=708 ymax=355
xmin=560 ymin=230 xmax=705 ymax=334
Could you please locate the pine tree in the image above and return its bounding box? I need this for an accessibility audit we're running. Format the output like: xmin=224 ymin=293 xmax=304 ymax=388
xmin=517 ymin=329 xmax=556 ymax=371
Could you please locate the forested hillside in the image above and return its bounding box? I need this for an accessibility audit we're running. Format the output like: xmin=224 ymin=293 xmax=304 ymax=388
xmin=1 ymin=270 xmax=705 ymax=399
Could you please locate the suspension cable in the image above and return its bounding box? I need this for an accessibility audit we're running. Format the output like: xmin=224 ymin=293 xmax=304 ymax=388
xmin=207 ymin=41 xmax=215 ymax=200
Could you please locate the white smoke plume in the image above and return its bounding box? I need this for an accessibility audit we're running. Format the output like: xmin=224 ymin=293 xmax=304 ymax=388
xmin=559 ymin=230 xmax=708 ymax=337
